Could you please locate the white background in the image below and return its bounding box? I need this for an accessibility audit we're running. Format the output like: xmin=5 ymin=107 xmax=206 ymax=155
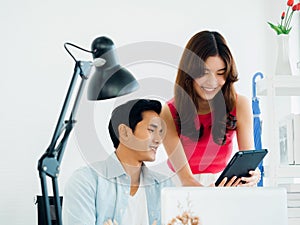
xmin=0 ymin=0 xmax=299 ymax=224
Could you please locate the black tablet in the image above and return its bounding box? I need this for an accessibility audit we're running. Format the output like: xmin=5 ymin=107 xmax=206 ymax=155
xmin=215 ymin=149 xmax=268 ymax=186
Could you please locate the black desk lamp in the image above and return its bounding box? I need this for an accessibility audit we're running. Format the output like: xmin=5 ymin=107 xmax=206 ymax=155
xmin=37 ymin=36 xmax=139 ymax=225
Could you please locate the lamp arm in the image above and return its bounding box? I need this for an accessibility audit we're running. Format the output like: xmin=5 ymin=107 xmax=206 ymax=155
xmin=37 ymin=61 xmax=92 ymax=225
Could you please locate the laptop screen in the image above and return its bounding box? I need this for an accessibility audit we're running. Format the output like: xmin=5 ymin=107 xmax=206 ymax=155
xmin=161 ymin=187 xmax=287 ymax=225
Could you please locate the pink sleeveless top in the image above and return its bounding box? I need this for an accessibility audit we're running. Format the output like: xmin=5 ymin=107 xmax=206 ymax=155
xmin=167 ymin=99 xmax=237 ymax=174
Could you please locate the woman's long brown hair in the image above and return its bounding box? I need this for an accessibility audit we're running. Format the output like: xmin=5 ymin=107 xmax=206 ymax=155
xmin=174 ymin=30 xmax=238 ymax=144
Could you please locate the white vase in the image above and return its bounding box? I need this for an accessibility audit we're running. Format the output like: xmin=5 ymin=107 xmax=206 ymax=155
xmin=275 ymin=34 xmax=292 ymax=75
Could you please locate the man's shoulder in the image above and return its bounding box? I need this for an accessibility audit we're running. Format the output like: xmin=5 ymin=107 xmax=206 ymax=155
xmin=69 ymin=165 xmax=97 ymax=180
xmin=143 ymin=166 xmax=174 ymax=186
xmin=70 ymin=158 xmax=110 ymax=179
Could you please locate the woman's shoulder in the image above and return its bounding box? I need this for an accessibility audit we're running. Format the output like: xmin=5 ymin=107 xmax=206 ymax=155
xmin=161 ymin=100 xmax=176 ymax=119
xmin=161 ymin=101 xmax=181 ymax=135
xmin=236 ymin=94 xmax=251 ymax=108
xmin=235 ymin=93 xmax=252 ymax=116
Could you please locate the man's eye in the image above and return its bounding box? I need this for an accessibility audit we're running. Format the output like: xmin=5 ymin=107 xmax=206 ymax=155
xmin=159 ymin=129 xmax=164 ymax=136
xmin=147 ymin=128 xmax=154 ymax=133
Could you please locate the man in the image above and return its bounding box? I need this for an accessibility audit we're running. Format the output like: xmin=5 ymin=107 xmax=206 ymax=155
xmin=63 ymin=99 xmax=173 ymax=225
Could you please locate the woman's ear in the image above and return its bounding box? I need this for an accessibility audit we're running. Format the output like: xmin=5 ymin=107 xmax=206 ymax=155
xmin=118 ymin=124 xmax=132 ymax=142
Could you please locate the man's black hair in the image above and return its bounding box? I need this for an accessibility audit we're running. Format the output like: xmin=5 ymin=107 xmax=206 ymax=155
xmin=108 ymin=99 xmax=162 ymax=148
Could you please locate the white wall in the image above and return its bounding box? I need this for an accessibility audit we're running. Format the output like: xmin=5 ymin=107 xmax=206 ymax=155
xmin=0 ymin=0 xmax=298 ymax=224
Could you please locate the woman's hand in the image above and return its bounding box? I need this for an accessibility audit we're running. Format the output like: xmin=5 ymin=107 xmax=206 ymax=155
xmin=213 ymin=176 xmax=241 ymax=187
xmin=214 ymin=168 xmax=261 ymax=187
xmin=239 ymin=168 xmax=261 ymax=187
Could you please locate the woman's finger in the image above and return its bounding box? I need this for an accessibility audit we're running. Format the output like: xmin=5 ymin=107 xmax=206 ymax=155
xmin=232 ymin=177 xmax=241 ymax=186
xmin=217 ymin=177 xmax=228 ymax=187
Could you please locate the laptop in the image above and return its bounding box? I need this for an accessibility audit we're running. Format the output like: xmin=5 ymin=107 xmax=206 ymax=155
xmin=161 ymin=187 xmax=287 ymax=225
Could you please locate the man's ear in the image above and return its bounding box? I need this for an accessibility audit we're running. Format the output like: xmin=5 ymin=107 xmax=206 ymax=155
xmin=118 ymin=124 xmax=132 ymax=142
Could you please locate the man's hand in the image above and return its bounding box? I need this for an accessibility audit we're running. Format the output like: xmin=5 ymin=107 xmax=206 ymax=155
xmin=104 ymin=219 xmax=118 ymax=225
xmin=104 ymin=219 xmax=157 ymax=225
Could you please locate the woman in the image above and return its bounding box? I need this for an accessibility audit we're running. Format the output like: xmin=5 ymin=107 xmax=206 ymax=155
xmin=161 ymin=30 xmax=260 ymax=187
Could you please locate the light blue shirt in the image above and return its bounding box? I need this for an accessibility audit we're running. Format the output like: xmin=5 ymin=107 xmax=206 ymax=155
xmin=62 ymin=153 xmax=174 ymax=225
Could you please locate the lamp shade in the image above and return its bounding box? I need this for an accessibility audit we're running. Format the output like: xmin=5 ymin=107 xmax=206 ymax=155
xmin=87 ymin=36 xmax=139 ymax=100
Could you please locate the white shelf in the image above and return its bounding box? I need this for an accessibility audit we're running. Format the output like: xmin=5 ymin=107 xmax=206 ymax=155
xmin=257 ymin=76 xmax=300 ymax=96
xmin=277 ymin=165 xmax=300 ymax=178
xmin=289 ymin=218 xmax=300 ymax=225
xmin=258 ymin=75 xmax=300 ymax=186
xmin=264 ymin=165 xmax=300 ymax=179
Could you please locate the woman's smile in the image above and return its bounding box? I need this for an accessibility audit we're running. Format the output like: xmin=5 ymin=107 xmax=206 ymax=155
xmin=201 ymin=86 xmax=218 ymax=92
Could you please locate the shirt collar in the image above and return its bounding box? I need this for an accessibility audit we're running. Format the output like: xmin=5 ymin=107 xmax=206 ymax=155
xmin=105 ymin=153 xmax=126 ymax=179
xmin=105 ymin=153 xmax=161 ymax=184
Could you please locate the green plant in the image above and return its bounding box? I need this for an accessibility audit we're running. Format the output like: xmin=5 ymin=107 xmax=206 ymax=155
xmin=268 ymin=0 xmax=300 ymax=35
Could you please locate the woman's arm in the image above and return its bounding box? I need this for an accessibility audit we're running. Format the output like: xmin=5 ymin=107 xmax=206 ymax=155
xmin=236 ymin=94 xmax=260 ymax=186
xmin=236 ymin=94 xmax=254 ymax=150
xmin=160 ymin=104 xmax=202 ymax=186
